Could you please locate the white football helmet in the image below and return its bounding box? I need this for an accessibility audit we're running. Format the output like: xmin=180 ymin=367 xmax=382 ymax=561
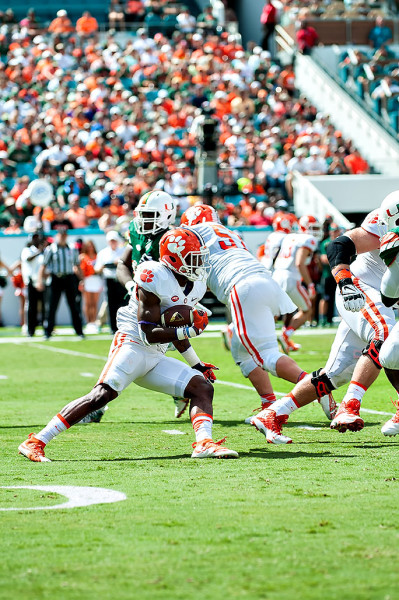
xmin=379 ymin=190 xmax=399 ymax=229
xmin=298 ymin=215 xmax=323 ymax=240
xmin=134 ymin=190 xmax=176 ymax=235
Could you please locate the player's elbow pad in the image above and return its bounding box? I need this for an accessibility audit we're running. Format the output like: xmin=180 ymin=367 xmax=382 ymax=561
xmin=381 ymin=293 xmax=398 ymax=308
xmin=326 ymin=235 xmax=356 ymax=269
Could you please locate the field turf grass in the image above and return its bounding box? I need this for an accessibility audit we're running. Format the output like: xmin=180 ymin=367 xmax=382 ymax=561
xmin=1 ymin=329 xmax=399 ymax=600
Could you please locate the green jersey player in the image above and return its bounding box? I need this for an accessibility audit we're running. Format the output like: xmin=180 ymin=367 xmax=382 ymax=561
xmin=117 ymin=190 xmax=177 ymax=293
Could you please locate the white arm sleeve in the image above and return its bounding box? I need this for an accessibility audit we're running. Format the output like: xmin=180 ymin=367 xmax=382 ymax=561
xmin=381 ymin=261 xmax=399 ymax=299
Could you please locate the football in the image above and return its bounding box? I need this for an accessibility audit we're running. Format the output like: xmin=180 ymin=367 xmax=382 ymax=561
xmin=161 ymin=305 xmax=193 ymax=327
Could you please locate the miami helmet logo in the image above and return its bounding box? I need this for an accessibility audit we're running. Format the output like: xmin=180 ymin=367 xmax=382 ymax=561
xmin=386 ymin=204 xmax=399 ymax=218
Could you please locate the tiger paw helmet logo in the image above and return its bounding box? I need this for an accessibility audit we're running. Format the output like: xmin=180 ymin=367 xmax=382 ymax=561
xmin=140 ymin=268 xmax=154 ymax=283
xmin=167 ymin=235 xmax=185 ymax=254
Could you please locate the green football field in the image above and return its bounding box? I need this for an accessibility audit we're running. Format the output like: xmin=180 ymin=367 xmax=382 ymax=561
xmin=1 ymin=329 xmax=399 ymax=600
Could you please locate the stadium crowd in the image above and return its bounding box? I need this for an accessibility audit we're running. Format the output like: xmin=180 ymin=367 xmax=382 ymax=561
xmin=0 ymin=3 xmax=371 ymax=238
xmin=0 ymin=1 xmax=375 ymax=334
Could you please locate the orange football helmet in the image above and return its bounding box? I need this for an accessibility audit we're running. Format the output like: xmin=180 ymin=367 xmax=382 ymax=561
xmin=298 ymin=215 xmax=322 ymax=240
xmin=181 ymin=204 xmax=219 ymax=226
xmin=273 ymin=215 xmax=292 ymax=234
xmin=159 ymin=226 xmax=210 ymax=281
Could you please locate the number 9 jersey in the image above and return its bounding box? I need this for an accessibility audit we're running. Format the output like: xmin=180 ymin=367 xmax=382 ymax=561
xmin=192 ymin=222 xmax=266 ymax=303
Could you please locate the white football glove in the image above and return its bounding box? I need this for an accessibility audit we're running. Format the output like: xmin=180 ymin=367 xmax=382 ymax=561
xmin=339 ymin=280 xmax=366 ymax=312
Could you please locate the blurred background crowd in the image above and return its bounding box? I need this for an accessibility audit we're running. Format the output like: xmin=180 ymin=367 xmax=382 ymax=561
xmin=0 ymin=1 xmax=371 ymax=237
xmin=0 ymin=0 xmax=389 ymax=334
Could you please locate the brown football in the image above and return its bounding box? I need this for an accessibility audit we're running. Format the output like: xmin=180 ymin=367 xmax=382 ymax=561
xmin=161 ymin=305 xmax=193 ymax=327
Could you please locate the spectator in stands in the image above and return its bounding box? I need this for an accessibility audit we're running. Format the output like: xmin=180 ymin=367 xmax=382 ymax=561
xmin=65 ymin=196 xmax=89 ymax=229
xmin=260 ymin=0 xmax=278 ymax=53
xmin=64 ymin=170 xmax=91 ymax=202
xmin=262 ymin=148 xmax=287 ymax=192
xmin=197 ymin=5 xmax=218 ymax=34
xmin=76 ymin=11 xmax=99 ymax=39
xmin=109 ymin=0 xmax=126 ymax=31
xmin=304 ymin=147 xmax=328 ymax=175
xmin=51 ymin=207 xmax=73 ymax=232
xmin=227 ymin=204 xmax=248 ymax=227
xmin=327 ymin=151 xmax=350 ymax=175
xmin=344 ymin=148 xmax=370 ymax=174
xmin=249 ymin=201 xmax=273 ymax=227
xmin=371 ymin=76 xmax=399 ymax=100
xmin=176 ymin=8 xmax=196 ymax=33
xmin=296 ymin=20 xmax=319 ymax=55
xmin=48 ymin=10 xmax=74 ymax=36
xmin=125 ymin=0 xmax=145 ymax=22
xmin=368 ymin=16 xmax=393 ymax=50
xmin=85 ymin=195 xmax=103 ymax=225
xmin=19 ymin=8 xmax=40 ymax=35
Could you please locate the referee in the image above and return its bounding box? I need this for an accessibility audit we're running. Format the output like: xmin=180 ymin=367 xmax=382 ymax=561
xmin=37 ymin=227 xmax=84 ymax=340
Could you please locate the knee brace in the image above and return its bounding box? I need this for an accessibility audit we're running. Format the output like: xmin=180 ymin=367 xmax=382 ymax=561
xmin=362 ymin=339 xmax=383 ymax=369
xmin=311 ymin=368 xmax=336 ymax=398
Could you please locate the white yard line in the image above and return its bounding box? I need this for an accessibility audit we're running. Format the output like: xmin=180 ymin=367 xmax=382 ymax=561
xmin=24 ymin=344 xmax=395 ymax=418
xmin=0 ymin=325 xmax=340 ymax=344
xmin=0 ymin=486 xmax=126 ymax=511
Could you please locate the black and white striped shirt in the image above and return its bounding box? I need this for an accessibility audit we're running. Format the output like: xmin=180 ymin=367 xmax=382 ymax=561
xmin=43 ymin=243 xmax=79 ymax=276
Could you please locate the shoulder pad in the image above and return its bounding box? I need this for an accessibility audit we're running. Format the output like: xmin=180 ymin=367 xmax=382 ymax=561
xmin=380 ymin=230 xmax=399 ymax=266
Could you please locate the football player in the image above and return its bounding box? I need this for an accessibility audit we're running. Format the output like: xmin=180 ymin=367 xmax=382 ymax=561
xmin=272 ymin=215 xmax=322 ymax=352
xmin=181 ymin=205 xmax=336 ymax=423
xmin=374 ymin=191 xmax=399 ymax=435
xmin=250 ymin=199 xmax=397 ymax=444
xmin=18 ymin=227 xmax=238 ymax=461
xmin=115 ymin=190 xmax=190 ymax=418
xmin=261 ymin=214 xmax=293 ymax=274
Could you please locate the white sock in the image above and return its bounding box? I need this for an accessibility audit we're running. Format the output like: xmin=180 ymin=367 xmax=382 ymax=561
xmin=191 ymin=413 xmax=213 ymax=442
xmin=35 ymin=414 xmax=70 ymax=445
xmin=267 ymin=394 xmax=299 ymax=417
xmin=283 ymin=327 xmax=295 ymax=338
xmin=342 ymin=381 xmax=367 ymax=404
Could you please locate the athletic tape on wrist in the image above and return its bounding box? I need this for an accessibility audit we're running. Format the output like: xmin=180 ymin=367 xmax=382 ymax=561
xmin=176 ymin=327 xmax=189 ymax=341
xmin=333 ymin=268 xmax=352 ymax=284
xmin=181 ymin=346 xmax=201 ymax=367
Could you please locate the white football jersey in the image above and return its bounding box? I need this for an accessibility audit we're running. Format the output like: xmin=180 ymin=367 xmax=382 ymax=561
xmin=117 ymin=260 xmax=206 ymax=352
xmin=262 ymin=231 xmax=286 ymax=271
xmin=350 ymin=209 xmax=387 ymax=290
xmin=193 ymin=222 xmax=266 ymax=304
xmin=273 ymin=233 xmax=317 ymax=280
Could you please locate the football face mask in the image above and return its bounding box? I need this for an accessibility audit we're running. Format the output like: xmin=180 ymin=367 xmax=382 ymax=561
xmin=134 ymin=190 xmax=176 ymax=235
xmin=160 ymin=227 xmax=210 ymax=282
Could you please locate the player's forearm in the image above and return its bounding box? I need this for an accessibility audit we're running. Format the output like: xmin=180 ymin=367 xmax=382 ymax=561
xmin=116 ymin=261 xmax=133 ymax=287
xmin=140 ymin=324 xmax=181 ymax=344
xmin=297 ymin=262 xmax=312 ymax=286
xmin=381 ymin=264 xmax=399 ymax=306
